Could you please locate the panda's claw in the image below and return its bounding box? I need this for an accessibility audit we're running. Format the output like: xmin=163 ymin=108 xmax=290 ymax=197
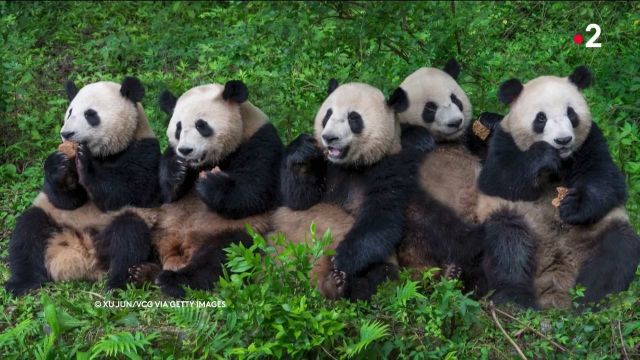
xmin=443 ymin=263 xmax=462 ymax=280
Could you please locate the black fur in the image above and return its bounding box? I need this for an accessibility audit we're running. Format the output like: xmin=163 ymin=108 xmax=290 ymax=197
xmin=155 ymin=230 xmax=253 ymax=298
xmin=557 ymin=123 xmax=627 ymax=225
xmin=347 ymin=262 xmax=399 ymax=301
xmin=480 ymin=208 xmax=538 ymax=308
xmin=327 ymin=78 xmax=339 ymax=95
xmin=84 ymin=109 xmax=100 ymax=127
xmin=443 ymin=59 xmax=461 ymax=80
xmin=158 ymin=146 xmax=198 ymax=203
xmin=399 ymin=124 xmax=436 ymax=154
xmin=195 ymin=123 xmax=284 ymax=218
xmin=279 ymin=134 xmax=327 ymax=210
xmin=478 ymin=127 xmax=561 ymax=201
xmin=94 ymin=211 xmax=153 ymax=289
xmin=120 ymin=76 xmax=145 ymax=103
xmin=421 ymin=102 xmax=437 ymax=123
xmin=75 ymin=138 xmax=162 ymax=211
xmin=65 ymin=80 xmax=79 ymax=102
xmin=498 ymin=78 xmax=524 ymax=105
xmin=5 ymin=207 xmax=59 ymax=295
xmin=463 ymin=112 xmax=504 ymax=160
xmin=222 ymin=80 xmax=248 ymax=103
xmin=387 ymin=87 xmax=409 ymax=113
xmin=575 ymin=220 xmax=640 ymax=307
xmin=42 ymin=151 xmax=88 ymax=209
xmin=568 ymin=66 xmax=592 ymax=90
xmin=159 ymin=90 xmax=178 ymax=115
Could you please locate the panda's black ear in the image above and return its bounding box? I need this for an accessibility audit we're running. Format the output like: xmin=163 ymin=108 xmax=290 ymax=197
xmin=159 ymin=90 xmax=177 ymax=115
xmin=120 ymin=77 xmax=145 ymax=103
xmin=327 ymin=78 xmax=339 ymax=95
xmin=64 ymin=80 xmax=78 ymax=102
xmin=568 ymin=66 xmax=592 ymax=90
xmin=498 ymin=78 xmax=523 ymax=105
xmin=222 ymin=80 xmax=248 ymax=103
xmin=443 ymin=59 xmax=461 ymax=80
xmin=387 ymin=87 xmax=409 ymax=113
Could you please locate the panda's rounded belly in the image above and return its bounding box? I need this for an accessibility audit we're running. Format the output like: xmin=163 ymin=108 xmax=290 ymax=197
xmin=419 ymin=144 xmax=481 ymax=223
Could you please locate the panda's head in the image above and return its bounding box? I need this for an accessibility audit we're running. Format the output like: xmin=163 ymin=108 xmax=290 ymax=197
xmin=397 ymin=59 xmax=472 ymax=141
xmin=314 ymin=79 xmax=408 ymax=166
xmin=159 ymin=80 xmax=248 ymax=168
xmin=498 ymin=66 xmax=592 ymax=158
xmin=61 ymin=77 xmax=146 ymax=156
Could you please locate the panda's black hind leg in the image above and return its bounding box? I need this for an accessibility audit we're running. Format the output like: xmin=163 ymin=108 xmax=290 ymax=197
xmin=5 ymin=207 xmax=57 ymax=296
xmin=155 ymin=231 xmax=252 ymax=298
xmin=482 ymin=208 xmax=538 ymax=308
xmin=575 ymin=221 xmax=640 ymax=308
xmin=95 ymin=211 xmax=153 ymax=290
xmin=347 ymin=262 xmax=400 ymax=302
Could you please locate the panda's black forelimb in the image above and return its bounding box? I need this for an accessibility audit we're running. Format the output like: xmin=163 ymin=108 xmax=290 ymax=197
xmin=5 ymin=207 xmax=57 ymax=296
xmin=400 ymin=124 xmax=436 ymax=153
xmin=43 ymin=151 xmax=88 ymax=209
xmin=279 ymin=133 xmax=327 ymax=210
xmin=196 ymin=124 xmax=283 ymax=219
xmin=478 ymin=127 xmax=561 ymax=202
xmin=155 ymin=230 xmax=253 ymax=298
xmin=575 ymin=221 xmax=640 ymax=307
xmin=94 ymin=211 xmax=153 ymax=290
xmin=159 ymin=146 xmax=197 ymax=203
xmin=481 ymin=208 xmax=538 ymax=308
xmin=347 ymin=262 xmax=400 ymax=302
xmin=559 ymin=124 xmax=628 ymax=225
xmin=76 ymin=139 xmax=161 ymax=212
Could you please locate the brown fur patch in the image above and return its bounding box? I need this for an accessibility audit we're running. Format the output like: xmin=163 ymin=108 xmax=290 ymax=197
xmin=45 ymin=227 xmax=104 ymax=281
xmin=419 ymin=144 xmax=482 ymax=223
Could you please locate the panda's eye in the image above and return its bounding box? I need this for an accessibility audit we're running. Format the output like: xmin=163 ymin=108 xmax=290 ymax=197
xmin=450 ymin=94 xmax=463 ymax=111
xmin=175 ymin=121 xmax=182 ymax=140
xmin=567 ymin=106 xmax=580 ymax=128
xmin=195 ymin=119 xmax=213 ymax=137
xmin=422 ymin=102 xmax=437 ymax=123
xmin=532 ymin=112 xmax=547 ymax=134
xmin=322 ymin=108 xmax=332 ymax=128
xmin=67 ymin=108 xmax=72 ymax=119
xmin=84 ymin=109 xmax=100 ymax=127
xmin=348 ymin=111 xmax=363 ymax=134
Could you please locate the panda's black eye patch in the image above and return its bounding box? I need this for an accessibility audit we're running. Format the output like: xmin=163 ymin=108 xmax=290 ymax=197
xmin=84 ymin=109 xmax=100 ymax=127
xmin=67 ymin=108 xmax=72 ymax=119
xmin=567 ymin=106 xmax=580 ymax=128
xmin=195 ymin=119 xmax=213 ymax=137
xmin=322 ymin=108 xmax=332 ymax=128
xmin=422 ymin=102 xmax=437 ymax=123
xmin=175 ymin=121 xmax=182 ymax=140
xmin=533 ymin=112 xmax=547 ymax=134
xmin=450 ymin=93 xmax=463 ymax=111
xmin=348 ymin=111 xmax=364 ymax=134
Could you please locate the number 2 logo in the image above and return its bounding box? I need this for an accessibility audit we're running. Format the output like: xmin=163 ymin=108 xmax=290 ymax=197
xmin=585 ymin=24 xmax=601 ymax=48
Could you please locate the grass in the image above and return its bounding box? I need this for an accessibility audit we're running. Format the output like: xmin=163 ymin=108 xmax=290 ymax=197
xmin=1 ymin=1 xmax=639 ymax=358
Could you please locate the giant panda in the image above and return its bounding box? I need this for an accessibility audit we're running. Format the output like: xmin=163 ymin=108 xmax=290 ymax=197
xmin=5 ymin=77 xmax=161 ymax=295
xmin=393 ymin=60 xmax=499 ymax=288
xmin=128 ymin=80 xmax=284 ymax=298
xmin=272 ymin=80 xmax=429 ymax=301
xmin=476 ymin=66 xmax=640 ymax=309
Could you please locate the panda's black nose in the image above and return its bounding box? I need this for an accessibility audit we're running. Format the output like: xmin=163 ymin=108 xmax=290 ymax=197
xmin=322 ymin=134 xmax=339 ymax=144
xmin=447 ymin=119 xmax=463 ymax=128
xmin=178 ymin=147 xmax=193 ymax=155
xmin=61 ymin=131 xmax=75 ymax=140
xmin=554 ymin=136 xmax=573 ymax=145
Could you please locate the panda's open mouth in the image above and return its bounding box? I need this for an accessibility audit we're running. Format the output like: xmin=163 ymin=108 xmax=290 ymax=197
xmin=185 ymin=152 xmax=208 ymax=167
xmin=325 ymin=145 xmax=349 ymax=161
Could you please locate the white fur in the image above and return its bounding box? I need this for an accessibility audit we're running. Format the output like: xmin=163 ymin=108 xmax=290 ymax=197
xmin=61 ymin=81 xmax=144 ymax=156
xmin=501 ymin=76 xmax=592 ymax=157
xmin=398 ymin=67 xmax=472 ymax=141
xmin=314 ymin=83 xmax=401 ymax=166
xmin=167 ymin=84 xmax=268 ymax=167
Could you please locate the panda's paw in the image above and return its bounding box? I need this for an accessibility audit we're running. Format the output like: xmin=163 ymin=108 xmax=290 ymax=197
xmin=5 ymin=279 xmax=42 ymax=296
xmin=75 ymin=144 xmax=93 ymax=186
xmin=559 ymin=188 xmax=590 ymax=224
xmin=44 ymin=151 xmax=72 ymax=184
xmin=166 ymin=156 xmax=189 ymax=185
xmin=443 ymin=263 xmax=463 ymax=280
xmin=156 ymin=270 xmax=187 ymax=298
xmin=318 ymin=262 xmax=347 ymax=300
xmin=529 ymin=142 xmax=560 ymax=175
xmin=128 ymin=263 xmax=162 ymax=287
xmin=285 ymin=134 xmax=323 ymax=168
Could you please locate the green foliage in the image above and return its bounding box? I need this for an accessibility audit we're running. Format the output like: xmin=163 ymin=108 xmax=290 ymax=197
xmin=1 ymin=1 xmax=639 ymax=358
